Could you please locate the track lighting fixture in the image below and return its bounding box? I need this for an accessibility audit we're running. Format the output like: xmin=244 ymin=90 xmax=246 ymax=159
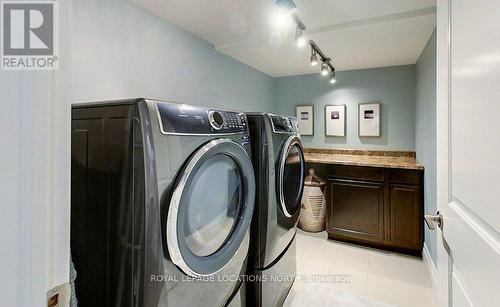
xmin=295 ymin=25 xmax=306 ymax=47
xmin=309 ymin=41 xmax=336 ymax=84
xmin=275 ymin=1 xmax=337 ymax=84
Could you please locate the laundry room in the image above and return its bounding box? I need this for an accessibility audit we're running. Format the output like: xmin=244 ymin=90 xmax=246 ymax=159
xmin=2 ymin=0 xmax=500 ymax=307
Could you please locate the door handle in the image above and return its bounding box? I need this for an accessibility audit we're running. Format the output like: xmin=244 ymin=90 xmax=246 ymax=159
xmin=424 ymin=211 xmax=443 ymax=230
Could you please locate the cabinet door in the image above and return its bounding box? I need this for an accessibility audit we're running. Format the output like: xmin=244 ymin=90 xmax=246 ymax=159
xmin=389 ymin=184 xmax=423 ymax=250
xmin=71 ymin=106 xmax=134 ymax=307
xmin=327 ymin=179 xmax=384 ymax=244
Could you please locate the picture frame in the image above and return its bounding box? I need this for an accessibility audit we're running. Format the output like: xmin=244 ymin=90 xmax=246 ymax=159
xmin=296 ymin=105 xmax=314 ymax=136
xmin=325 ymin=105 xmax=346 ymax=136
xmin=358 ymin=102 xmax=381 ymax=137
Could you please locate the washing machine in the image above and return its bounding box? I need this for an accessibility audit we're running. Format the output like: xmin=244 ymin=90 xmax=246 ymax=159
xmin=71 ymin=98 xmax=256 ymax=307
xmin=245 ymin=113 xmax=306 ymax=307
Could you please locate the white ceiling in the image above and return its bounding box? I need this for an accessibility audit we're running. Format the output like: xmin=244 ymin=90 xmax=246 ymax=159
xmin=130 ymin=0 xmax=437 ymax=77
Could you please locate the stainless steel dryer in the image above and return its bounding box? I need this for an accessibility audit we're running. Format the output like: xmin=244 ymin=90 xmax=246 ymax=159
xmin=71 ymin=98 xmax=255 ymax=307
xmin=245 ymin=113 xmax=306 ymax=307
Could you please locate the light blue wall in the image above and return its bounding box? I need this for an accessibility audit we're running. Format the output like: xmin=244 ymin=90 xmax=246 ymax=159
xmin=416 ymin=30 xmax=437 ymax=265
xmin=274 ymin=66 xmax=416 ymax=150
xmin=71 ymin=0 xmax=274 ymax=112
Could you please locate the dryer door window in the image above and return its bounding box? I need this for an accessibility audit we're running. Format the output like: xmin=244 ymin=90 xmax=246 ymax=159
xmin=166 ymin=139 xmax=255 ymax=277
xmin=278 ymin=136 xmax=305 ymax=217
xmin=182 ymin=154 xmax=242 ymax=257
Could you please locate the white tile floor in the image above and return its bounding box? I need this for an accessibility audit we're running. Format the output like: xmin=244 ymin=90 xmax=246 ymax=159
xmin=284 ymin=229 xmax=437 ymax=307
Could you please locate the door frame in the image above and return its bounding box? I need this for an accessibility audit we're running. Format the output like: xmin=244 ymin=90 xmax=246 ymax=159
xmin=436 ymin=0 xmax=451 ymax=306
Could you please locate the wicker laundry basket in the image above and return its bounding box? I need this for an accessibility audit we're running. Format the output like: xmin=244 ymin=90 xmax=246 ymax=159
xmin=299 ymin=168 xmax=327 ymax=232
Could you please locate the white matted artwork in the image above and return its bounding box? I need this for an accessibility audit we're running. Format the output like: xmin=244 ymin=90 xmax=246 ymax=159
xmin=358 ymin=103 xmax=381 ymax=137
xmin=296 ymin=105 xmax=314 ymax=135
xmin=325 ymin=105 xmax=346 ymax=136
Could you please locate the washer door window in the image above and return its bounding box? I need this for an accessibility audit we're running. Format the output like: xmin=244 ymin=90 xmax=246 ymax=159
xmin=166 ymin=139 xmax=255 ymax=277
xmin=278 ymin=136 xmax=305 ymax=217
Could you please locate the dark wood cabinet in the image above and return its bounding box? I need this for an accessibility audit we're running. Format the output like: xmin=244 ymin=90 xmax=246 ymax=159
xmin=389 ymin=184 xmax=422 ymax=250
xmin=327 ymin=179 xmax=384 ymax=245
xmin=71 ymin=105 xmax=136 ymax=307
xmin=324 ymin=165 xmax=424 ymax=255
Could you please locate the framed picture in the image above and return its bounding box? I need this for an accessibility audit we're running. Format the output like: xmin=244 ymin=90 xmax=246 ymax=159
xmin=296 ymin=105 xmax=314 ymax=135
xmin=325 ymin=105 xmax=346 ymax=136
xmin=358 ymin=102 xmax=381 ymax=137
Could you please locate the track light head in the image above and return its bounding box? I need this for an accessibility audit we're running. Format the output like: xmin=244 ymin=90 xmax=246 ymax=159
xmin=310 ymin=48 xmax=318 ymax=66
xmin=330 ymin=71 xmax=336 ymax=84
xmin=295 ymin=26 xmax=306 ymax=47
xmin=310 ymin=53 xmax=318 ymax=66
xmin=321 ymin=62 xmax=329 ymax=76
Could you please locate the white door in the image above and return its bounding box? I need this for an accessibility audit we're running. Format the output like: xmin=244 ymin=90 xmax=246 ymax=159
xmin=435 ymin=0 xmax=500 ymax=306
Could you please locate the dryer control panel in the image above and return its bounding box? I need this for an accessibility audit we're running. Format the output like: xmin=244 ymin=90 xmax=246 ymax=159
xmin=156 ymin=102 xmax=247 ymax=135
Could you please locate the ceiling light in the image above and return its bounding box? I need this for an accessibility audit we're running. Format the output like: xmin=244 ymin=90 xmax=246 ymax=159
xmin=295 ymin=26 xmax=306 ymax=47
xmin=275 ymin=0 xmax=297 ymax=12
xmin=274 ymin=8 xmax=289 ymax=27
xmin=330 ymin=71 xmax=336 ymax=84
xmin=273 ymin=0 xmax=296 ymax=28
xmin=310 ymin=49 xmax=318 ymax=66
xmin=296 ymin=36 xmax=306 ymax=47
xmin=321 ymin=62 xmax=329 ymax=76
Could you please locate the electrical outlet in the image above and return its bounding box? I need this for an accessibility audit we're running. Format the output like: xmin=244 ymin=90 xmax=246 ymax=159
xmin=47 ymin=282 xmax=70 ymax=307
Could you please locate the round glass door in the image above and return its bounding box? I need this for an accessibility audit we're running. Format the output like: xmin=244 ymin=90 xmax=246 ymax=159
xmin=182 ymin=154 xmax=242 ymax=257
xmin=166 ymin=139 xmax=255 ymax=277
xmin=278 ymin=137 xmax=305 ymax=217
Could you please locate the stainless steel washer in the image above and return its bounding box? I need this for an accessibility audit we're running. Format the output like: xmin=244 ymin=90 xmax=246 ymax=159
xmin=245 ymin=113 xmax=306 ymax=307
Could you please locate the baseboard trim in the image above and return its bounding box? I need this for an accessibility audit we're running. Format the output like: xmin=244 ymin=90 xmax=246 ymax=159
xmin=423 ymin=243 xmax=438 ymax=299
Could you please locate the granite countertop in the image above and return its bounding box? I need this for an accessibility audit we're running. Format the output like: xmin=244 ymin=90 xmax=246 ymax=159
xmin=304 ymin=148 xmax=424 ymax=170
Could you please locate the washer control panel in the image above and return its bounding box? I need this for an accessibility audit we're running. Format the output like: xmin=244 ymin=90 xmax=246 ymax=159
xmin=156 ymin=102 xmax=248 ymax=134
xmin=221 ymin=112 xmax=247 ymax=131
